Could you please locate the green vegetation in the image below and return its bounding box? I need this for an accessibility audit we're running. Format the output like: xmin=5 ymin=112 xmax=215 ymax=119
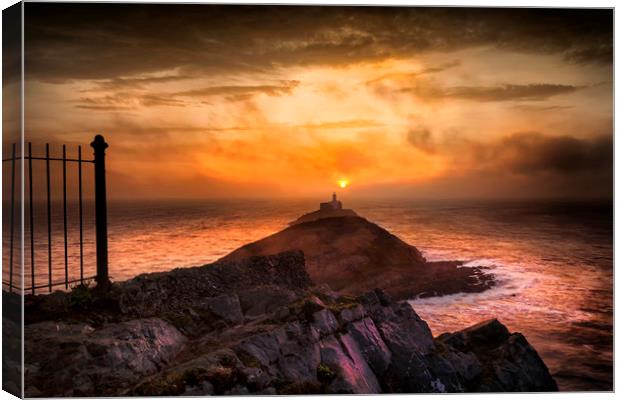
xmin=328 ymin=295 xmax=359 ymax=313
xmin=316 ymin=363 xmax=336 ymax=383
xmin=287 ymin=295 xmax=325 ymax=321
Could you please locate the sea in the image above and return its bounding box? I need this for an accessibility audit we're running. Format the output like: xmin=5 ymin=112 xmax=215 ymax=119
xmin=3 ymin=198 xmax=613 ymax=391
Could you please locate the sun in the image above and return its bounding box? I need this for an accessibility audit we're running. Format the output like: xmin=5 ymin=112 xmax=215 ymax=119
xmin=337 ymin=179 xmax=349 ymax=188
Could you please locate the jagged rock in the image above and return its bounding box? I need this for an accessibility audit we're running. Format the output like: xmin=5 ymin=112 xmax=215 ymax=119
xmin=362 ymin=291 xmax=435 ymax=355
xmin=24 ymin=318 xmax=185 ymax=396
xmin=204 ymin=294 xmax=244 ymax=325
xmin=21 ymin=254 xmax=556 ymax=396
xmin=346 ymin=317 xmax=392 ymax=376
xmin=237 ymin=331 xmax=284 ymax=368
xmin=339 ymin=303 xmax=365 ymax=323
xmin=319 ymin=336 xmax=381 ymax=393
xmin=311 ymin=309 xmax=339 ymax=336
xmin=425 ymin=349 xmax=483 ymax=392
xmin=118 ymin=250 xmax=312 ymax=317
xmin=238 ymin=287 xmax=299 ymax=317
xmin=436 ymin=319 xmax=558 ymax=392
xmin=276 ymin=322 xmax=322 ymax=383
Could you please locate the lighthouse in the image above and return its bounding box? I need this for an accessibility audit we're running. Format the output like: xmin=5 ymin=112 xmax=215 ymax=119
xmin=320 ymin=192 xmax=343 ymax=211
xmin=289 ymin=192 xmax=357 ymax=226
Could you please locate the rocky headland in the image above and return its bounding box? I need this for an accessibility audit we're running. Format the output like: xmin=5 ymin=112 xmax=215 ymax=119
xmin=222 ymin=215 xmax=494 ymax=299
xmin=18 ymin=250 xmax=557 ymax=396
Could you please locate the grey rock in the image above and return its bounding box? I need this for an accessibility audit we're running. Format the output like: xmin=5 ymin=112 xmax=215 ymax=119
xmin=478 ymin=333 xmax=558 ymax=392
xmin=22 ymin=254 xmax=557 ymax=396
xmin=242 ymin=367 xmax=271 ymax=391
xmin=311 ymin=309 xmax=339 ymax=336
xmin=224 ymin=385 xmax=250 ymax=395
xmin=374 ymin=302 xmax=435 ymax=356
xmin=182 ymin=381 xmax=215 ymax=396
xmin=25 ymin=318 xmax=185 ymax=397
xmin=347 ymin=317 xmax=392 ymax=376
xmin=320 ymin=335 xmax=381 ymax=394
xmin=339 ymin=304 xmax=366 ymax=323
xmin=257 ymin=387 xmax=278 ymax=395
xmin=276 ymin=322 xmax=322 ymax=382
xmin=238 ymin=287 xmax=299 ymax=317
xmin=437 ymin=319 xmax=557 ymax=392
xmin=205 ymin=294 xmax=244 ymax=325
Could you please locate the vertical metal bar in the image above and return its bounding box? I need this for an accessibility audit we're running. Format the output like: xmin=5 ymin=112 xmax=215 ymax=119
xmin=28 ymin=142 xmax=34 ymax=295
xmin=62 ymin=144 xmax=68 ymax=289
xmin=46 ymin=144 xmax=52 ymax=292
xmin=78 ymin=146 xmax=84 ymax=285
xmin=91 ymin=135 xmax=110 ymax=290
xmin=9 ymin=143 xmax=16 ymax=293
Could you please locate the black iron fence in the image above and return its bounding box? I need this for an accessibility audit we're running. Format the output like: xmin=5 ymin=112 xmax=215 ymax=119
xmin=2 ymin=135 xmax=110 ymax=294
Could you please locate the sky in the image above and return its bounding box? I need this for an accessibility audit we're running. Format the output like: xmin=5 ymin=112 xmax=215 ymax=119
xmin=20 ymin=4 xmax=613 ymax=200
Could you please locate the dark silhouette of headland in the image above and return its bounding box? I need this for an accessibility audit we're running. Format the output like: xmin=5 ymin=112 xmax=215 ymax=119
xmin=222 ymin=194 xmax=495 ymax=299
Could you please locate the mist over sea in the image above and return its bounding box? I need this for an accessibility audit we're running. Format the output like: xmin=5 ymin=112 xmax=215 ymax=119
xmin=5 ymin=198 xmax=612 ymax=391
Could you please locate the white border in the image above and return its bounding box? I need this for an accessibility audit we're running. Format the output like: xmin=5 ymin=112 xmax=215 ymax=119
xmin=0 ymin=1 xmax=616 ymax=400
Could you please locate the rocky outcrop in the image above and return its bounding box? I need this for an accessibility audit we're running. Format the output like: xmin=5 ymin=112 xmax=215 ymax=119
xmin=436 ymin=319 xmax=558 ymax=392
xmin=221 ymin=216 xmax=494 ymax=299
xmin=24 ymin=318 xmax=185 ymax=397
xmin=22 ymin=252 xmax=556 ymax=396
xmin=118 ymin=250 xmax=312 ymax=318
xmin=126 ymin=288 xmax=556 ymax=396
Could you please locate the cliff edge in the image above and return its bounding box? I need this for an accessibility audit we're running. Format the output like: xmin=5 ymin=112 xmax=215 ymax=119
xmin=21 ymin=251 xmax=556 ymax=396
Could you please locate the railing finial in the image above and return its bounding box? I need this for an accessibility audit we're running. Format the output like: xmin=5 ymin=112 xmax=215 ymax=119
xmin=91 ymin=134 xmax=109 ymax=151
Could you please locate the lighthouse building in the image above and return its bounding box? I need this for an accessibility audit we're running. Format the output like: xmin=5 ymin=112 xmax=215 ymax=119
xmin=320 ymin=192 xmax=343 ymax=211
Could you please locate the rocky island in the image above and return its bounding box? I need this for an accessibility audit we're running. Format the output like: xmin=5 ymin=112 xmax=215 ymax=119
xmin=223 ymin=194 xmax=495 ymax=299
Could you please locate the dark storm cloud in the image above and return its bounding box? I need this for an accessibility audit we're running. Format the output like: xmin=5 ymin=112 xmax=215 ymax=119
xmin=406 ymin=130 xmax=612 ymax=198
xmin=402 ymin=83 xmax=582 ymax=102
xmin=411 ymin=130 xmax=612 ymax=176
xmin=495 ymin=132 xmax=613 ymax=175
xmin=565 ymin=44 xmax=614 ymax=64
xmin=24 ymin=4 xmax=612 ymax=82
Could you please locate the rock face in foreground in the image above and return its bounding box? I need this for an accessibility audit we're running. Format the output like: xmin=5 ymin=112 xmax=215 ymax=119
xmin=23 ymin=252 xmax=556 ymax=396
xmin=222 ymin=216 xmax=494 ymax=299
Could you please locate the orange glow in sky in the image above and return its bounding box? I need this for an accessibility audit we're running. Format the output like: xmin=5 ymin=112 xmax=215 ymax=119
xmin=22 ymin=6 xmax=612 ymax=200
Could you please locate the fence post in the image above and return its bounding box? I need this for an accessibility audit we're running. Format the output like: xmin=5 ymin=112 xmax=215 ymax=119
xmin=91 ymin=135 xmax=110 ymax=290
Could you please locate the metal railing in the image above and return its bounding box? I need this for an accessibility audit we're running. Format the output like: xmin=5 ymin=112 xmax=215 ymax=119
xmin=2 ymin=135 xmax=110 ymax=294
